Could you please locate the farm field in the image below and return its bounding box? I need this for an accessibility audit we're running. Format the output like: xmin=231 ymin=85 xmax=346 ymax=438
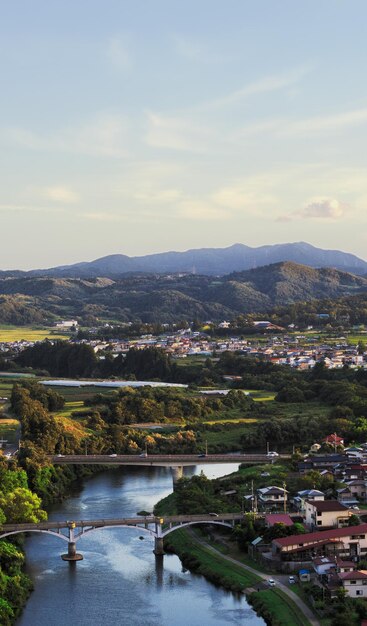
xmin=0 ymin=325 xmax=70 ymax=342
xmin=0 ymin=418 xmax=19 ymax=443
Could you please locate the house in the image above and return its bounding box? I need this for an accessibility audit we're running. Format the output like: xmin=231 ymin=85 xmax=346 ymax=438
xmin=272 ymin=523 xmax=367 ymax=561
xmin=265 ymin=513 xmax=294 ymax=528
xmin=338 ymin=570 xmax=367 ymax=597
xmin=313 ymin=557 xmax=355 ymax=577
xmin=345 ymin=479 xmax=367 ymax=501
xmin=305 ymin=500 xmax=351 ymax=529
xmin=323 ymin=433 xmax=344 ymax=448
xmin=298 ymin=454 xmax=345 ymax=473
xmin=257 ymin=486 xmax=288 ymax=509
xmin=337 ymin=486 xmax=359 ymax=506
xmin=293 ymin=489 xmax=325 ymax=512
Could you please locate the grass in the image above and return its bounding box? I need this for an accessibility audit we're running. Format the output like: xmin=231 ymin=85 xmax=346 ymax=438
xmin=54 ymin=415 xmax=90 ymax=441
xmin=0 ymin=380 xmax=15 ymax=397
xmin=254 ymin=588 xmax=311 ymax=626
xmin=47 ymin=385 xmax=116 ymax=402
xmin=0 ymin=325 xmax=70 ymax=342
xmin=165 ymin=529 xmax=311 ymax=626
xmin=165 ymin=528 xmax=261 ymax=588
xmin=54 ymin=400 xmax=90 ymax=419
xmin=0 ymin=418 xmax=19 ymax=442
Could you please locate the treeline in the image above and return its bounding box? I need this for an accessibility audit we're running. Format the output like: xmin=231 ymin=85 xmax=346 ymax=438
xmin=85 ymin=386 xmax=253 ymax=425
xmin=0 ymin=460 xmax=47 ymax=624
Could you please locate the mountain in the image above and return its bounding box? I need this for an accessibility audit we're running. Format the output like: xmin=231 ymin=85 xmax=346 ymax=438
xmin=2 ymin=242 xmax=367 ymax=278
xmin=1 ymin=262 xmax=367 ymax=324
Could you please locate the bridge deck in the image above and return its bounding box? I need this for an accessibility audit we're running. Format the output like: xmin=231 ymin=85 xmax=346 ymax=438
xmin=50 ymin=453 xmax=289 ymax=466
xmin=0 ymin=513 xmax=245 ymax=533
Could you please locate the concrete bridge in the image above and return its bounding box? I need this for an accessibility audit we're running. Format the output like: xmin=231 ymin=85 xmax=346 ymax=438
xmin=50 ymin=453 xmax=288 ymax=487
xmin=0 ymin=513 xmax=245 ymax=562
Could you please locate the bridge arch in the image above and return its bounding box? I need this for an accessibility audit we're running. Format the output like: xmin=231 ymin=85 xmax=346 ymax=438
xmin=0 ymin=529 xmax=69 ymax=543
xmin=162 ymin=520 xmax=233 ymax=538
xmin=74 ymin=524 xmax=157 ymax=541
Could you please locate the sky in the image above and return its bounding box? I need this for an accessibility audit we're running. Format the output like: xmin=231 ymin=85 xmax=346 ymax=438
xmin=2 ymin=0 xmax=367 ymax=269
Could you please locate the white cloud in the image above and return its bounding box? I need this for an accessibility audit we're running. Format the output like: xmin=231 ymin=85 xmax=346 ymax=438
xmin=5 ymin=113 xmax=129 ymax=158
xmin=284 ymin=108 xmax=367 ymax=136
xmin=145 ymin=112 xmax=213 ymax=152
xmin=212 ymin=184 xmax=276 ymax=213
xmin=300 ymin=197 xmax=348 ymax=219
xmin=178 ymin=200 xmax=229 ymax=221
xmin=41 ymin=186 xmax=79 ymax=204
xmin=199 ymin=66 xmax=311 ymax=111
xmin=106 ymin=37 xmax=131 ymax=70
xmin=237 ymin=108 xmax=367 ymax=141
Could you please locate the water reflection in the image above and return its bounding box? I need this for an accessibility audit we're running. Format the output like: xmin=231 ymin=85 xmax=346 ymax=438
xmin=17 ymin=465 xmax=264 ymax=626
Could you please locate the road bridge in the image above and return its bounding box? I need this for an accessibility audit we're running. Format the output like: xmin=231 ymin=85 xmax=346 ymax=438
xmin=50 ymin=453 xmax=288 ymax=487
xmin=0 ymin=513 xmax=246 ymax=562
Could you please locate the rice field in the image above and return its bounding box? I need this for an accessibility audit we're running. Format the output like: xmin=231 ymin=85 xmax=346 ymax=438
xmin=0 ymin=325 xmax=70 ymax=342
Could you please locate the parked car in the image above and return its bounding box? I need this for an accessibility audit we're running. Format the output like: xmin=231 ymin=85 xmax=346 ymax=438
xmin=260 ymin=471 xmax=270 ymax=477
xmin=267 ymin=578 xmax=276 ymax=586
xmin=288 ymin=576 xmax=296 ymax=584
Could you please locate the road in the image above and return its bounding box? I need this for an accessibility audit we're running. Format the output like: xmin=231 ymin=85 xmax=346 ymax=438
xmin=191 ymin=532 xmax=320 ymax=626
xmin=50 ymin=453 xmax=291 ymax=466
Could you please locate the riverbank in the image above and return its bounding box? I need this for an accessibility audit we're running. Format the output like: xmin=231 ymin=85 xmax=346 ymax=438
xmin=164 ymin=528 xmax=314 ymax=626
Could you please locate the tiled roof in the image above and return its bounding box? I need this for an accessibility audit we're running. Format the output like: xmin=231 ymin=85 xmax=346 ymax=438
xmin=273 ymin=523 xmax=367 ymax=548
xmin=306 ymin=500 xmax=349 ymax=512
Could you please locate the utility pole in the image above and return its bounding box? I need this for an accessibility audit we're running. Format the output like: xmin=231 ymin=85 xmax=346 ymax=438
xmin=283 ymin=481 xmax=287 ymax=514
xmin=205 ymin=439 xmax=208 ymax=456
xmin=251 ymin=480 xmax=254 ymax=513
xmin=266 ymin=441 xmax=269 ymax=454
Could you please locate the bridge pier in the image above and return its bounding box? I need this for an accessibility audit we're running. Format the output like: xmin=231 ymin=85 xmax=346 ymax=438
xmin=154 ymin=536 xmax=164 ymax=556
xmin=171 ymin=465 xmax=183 ymax=489
xmin=61 ymin=526 xmax=83 ymax=562
xmin=61 ymin=541 xmax=83 ymax=562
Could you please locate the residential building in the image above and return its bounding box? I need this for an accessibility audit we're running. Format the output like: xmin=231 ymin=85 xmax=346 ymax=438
xmin=305 ymin=500 xmax=351 ymax=529
xmin=272 ymin=523 xmax=367 ymax=562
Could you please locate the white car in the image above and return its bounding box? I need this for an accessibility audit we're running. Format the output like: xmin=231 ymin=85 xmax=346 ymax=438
xmin=109 ymin=454 xmax=117 ymax=457
xmin=268 ymin=578 xmax=276 ymax=586
xmin=288 ymin=576 xmax=296 ymax=584
xmin=267 ymin=451 xmax=279 ymax=457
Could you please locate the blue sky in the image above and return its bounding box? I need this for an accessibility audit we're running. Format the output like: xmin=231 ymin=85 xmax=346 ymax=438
xmin=2 ymin=0 xmax=367 ymax=268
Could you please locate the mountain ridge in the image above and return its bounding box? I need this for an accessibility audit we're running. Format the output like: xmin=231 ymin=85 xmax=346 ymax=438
xmin=1 ymin=242 xmax=367 ymax=278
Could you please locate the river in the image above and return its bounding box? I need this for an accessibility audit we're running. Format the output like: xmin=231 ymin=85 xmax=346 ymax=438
xmin=17 ymin=464 xmax=264 ymax=626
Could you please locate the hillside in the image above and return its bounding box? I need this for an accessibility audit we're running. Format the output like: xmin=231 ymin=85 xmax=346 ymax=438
xmin=1 ymin=262 xmax=367 ymax=325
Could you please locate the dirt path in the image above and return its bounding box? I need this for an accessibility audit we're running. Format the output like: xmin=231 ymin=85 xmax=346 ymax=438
xmin=190 ymin=532 xmax=320 ymax=626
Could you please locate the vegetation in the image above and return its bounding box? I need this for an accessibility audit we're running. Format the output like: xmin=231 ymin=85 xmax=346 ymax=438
xmin=2 ymin=262 xmax=367 ymax=325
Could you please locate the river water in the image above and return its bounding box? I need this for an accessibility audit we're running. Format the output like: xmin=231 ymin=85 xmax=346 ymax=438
xmin=17 ymin=464 xmax=264 ymax=626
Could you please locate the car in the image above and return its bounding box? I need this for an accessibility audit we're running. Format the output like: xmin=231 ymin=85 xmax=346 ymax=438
xmin=198 ymin=453 xmax=206 ymax=458
xmin=260 ymin=471 xmax=270 ymax=477
xmin=139 ymin=452 xmax=148 ymax=457
xmin=209 ymin=512 xmax=219 ymax=517
xmin=267 ymin=451 xmax=279 ymax=457
xmin=288 ymin=576 xmax=296 ymax=584
xmin=109 ymin=454 xmax=117 ymax=457
xmin=56 ymin=454 xmax=64 ymax=457
xmin=267 ymin=578 xmax=276 ymax=586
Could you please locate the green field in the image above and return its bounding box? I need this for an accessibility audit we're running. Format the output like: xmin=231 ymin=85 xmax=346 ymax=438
xmin=0 ymin=325 xmax=70 ymax=342
xmin=253 ymin=589 xmax=311 ymax=626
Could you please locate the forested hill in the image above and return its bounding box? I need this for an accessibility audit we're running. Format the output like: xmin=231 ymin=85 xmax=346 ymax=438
xmin=1 ymin=261 xmax=367 ymax=325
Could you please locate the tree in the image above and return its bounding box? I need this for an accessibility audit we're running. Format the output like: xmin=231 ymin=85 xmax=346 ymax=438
xmin=0 ymin=487 xmax=47 ymax=523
